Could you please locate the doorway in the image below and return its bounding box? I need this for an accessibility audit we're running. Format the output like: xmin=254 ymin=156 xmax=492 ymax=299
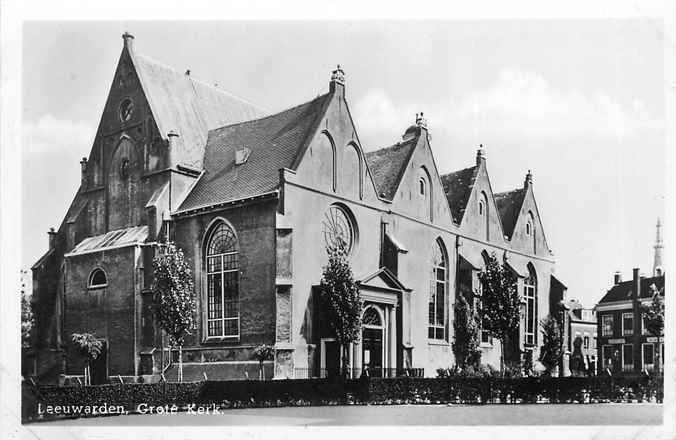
xmin=362 ymin=306 xmax=385 ymax=377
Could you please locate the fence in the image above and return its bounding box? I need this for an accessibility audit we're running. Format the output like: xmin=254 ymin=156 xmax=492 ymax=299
xmin=293 ymin=367 xmax=424 ymax=379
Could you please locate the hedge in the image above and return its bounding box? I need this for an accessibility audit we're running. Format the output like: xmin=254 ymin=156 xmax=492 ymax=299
xmin=23 ymin=375 xmax=662 ymax=423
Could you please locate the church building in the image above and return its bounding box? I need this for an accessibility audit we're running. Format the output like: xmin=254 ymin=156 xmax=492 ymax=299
xmin=29 ymin=34 xmax=563 ymax=382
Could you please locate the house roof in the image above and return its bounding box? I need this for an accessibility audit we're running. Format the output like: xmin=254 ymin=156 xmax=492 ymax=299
xmin=132 ymin=53 xmax=265 ymax=169
xmin=364 ymin=138 xmax=418 ymax=200
xmin=494 ymin=188 xmax=527 ymax=238
xmin=65 ymin=225 xmax=148 ymax=257
xmin=440 ymin=166 xmax=479 ymax=224
xmin=177 ymin=93 xmax=333 ymax=212
xmin=598 ymin=275 xmax=665 ymax=304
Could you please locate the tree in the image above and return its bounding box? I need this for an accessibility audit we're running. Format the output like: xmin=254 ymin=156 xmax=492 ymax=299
xmin=319 ymin=240 xmax=363 ymax=378
xmin=452 ymin=293 xmax=482 ymax=370
xmin=71 ymin=332 xmax=103 ymax=386
xmin=539 ymin=314 xmax=563 ymax=376
xmin=252 ymin=344 xmax=275 ymax=380
xmin=21 ymin=270 xmax=33 ymax=349
xmin=478 ymin=253 xmax=521 ymax=375
xmin=642 ymin=287 xmax=665 ymax=373
xmin=152 ymin=242 xmax=197 ymax=382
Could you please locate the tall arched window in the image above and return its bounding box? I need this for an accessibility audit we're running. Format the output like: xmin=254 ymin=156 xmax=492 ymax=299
xmin=205 ymin=221 xmax=240 ymax=338
xmin=524 ymin=264 xmax=537 ymax=346
xmin=477 ymin=251 xmax=492 ymax=344
xmin=428 ymin=239 xmax=447 ymax=340
xmin=527 ymin=212 xmax=536 ymax=254
xmin=479 ymin=192 xmax=489 ymax=241
xmin=418 ymin=167 xmax=433 ymax=222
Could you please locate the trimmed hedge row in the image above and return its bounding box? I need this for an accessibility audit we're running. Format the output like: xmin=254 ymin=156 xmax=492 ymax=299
xmin=23 ymin=375 xmax=663 ymax=422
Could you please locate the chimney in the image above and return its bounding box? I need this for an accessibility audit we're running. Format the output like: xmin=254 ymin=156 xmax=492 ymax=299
xmin=524 ymin=169 xmax=533 ymax=188
xmin=476 ymin=144 xmax=486 ymax=166
xmin=613 ymin=271 xmax=622 ymax=285
xmin=632 ymin=268 xmax=641 ymax=300
xmin=80 ymin=157 xmax=88 ymax=185
xmin=167 ymin=130 xmax=179 ymax=167
xmin=122 ymin=32 xmax=135 ymax=52
xmin=48 ymin=227 xmax=57 ymax=249
xmin=329 ymin=65 xmax=345 ymax=97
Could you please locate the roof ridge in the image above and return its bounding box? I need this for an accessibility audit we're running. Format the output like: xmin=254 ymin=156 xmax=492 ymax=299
xmin=495 ymin=187 xmax=525 ymax=197
xmin=134 ymin=52 xmax=266 ymax=113
xmin=365 ymin=137 xmax=417 ymax=157
xmin=440 ymin=164 xmax=478 ymax=179
xmin=209 ymin=93 xmax=331 ymax=134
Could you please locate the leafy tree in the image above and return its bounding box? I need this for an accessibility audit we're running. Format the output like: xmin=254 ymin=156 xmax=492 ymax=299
xmin=539 ymin=314 xmax=563 ymax=376
xmin=642 ymin=287 xmax=665 ymax=373
xmin=21 ymin=270 xmax=33 ymax=349
xmin=71 ymin=332 xmax=103 ymax=385
xmin=152 ymin=242 xmax=197 ymax=382
xmin=252 ymin=344 xmax=275 ymax=380
xmin=478 ymin=253 xmax=520 ymax=375
xmin=319 ymin=240 xmax=362 ymax=378
xmin=452 ymin=293 xmax=482 ymax=370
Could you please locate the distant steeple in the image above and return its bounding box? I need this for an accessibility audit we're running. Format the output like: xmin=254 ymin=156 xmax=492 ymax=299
xmin=653 ymin=218 xmax=664 ymax=277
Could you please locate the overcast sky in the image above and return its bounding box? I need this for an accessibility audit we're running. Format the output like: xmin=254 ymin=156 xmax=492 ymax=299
xmin=22 ymin=20 xmax=664 ymax=306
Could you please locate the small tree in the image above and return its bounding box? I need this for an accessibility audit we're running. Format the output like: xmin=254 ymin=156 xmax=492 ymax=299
xmin=252 ymin=344 xmax=275 ymax=380
xmin=452 ymin=293 xmax=482 ymax=370
xmin=478 ymin=253 xmax=521 ymax=375
xmin=21 ymin=272 xmax=34 ymax=349
xmin=539 ymin=314 xmax=563 ymax=376
xmin=319 ymin=240 xmax=362 ymax=378
xmin=152 ymin=242 xmax=197 ymax=382
xmin=642 ymin=288 xmax=665 ymax=373
xmin=71 ymin=332 xmax=103 ymax=386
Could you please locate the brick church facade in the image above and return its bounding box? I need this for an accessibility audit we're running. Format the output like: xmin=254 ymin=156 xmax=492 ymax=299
xmin=29 ymin=34 xmax=564 ymax=383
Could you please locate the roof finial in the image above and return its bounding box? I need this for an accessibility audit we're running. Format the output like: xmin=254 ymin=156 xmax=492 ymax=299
xmin=329 ymin=64 xmax=346 ymax=96
xmin=476 ymin=144 xmax=486 ymax=165
xmin=415 ymin=112 xmax=428 ymax=130
xmin=185 ymin=69 xmax=191 ymax=76
xmin=524 ymin=169 xmax=533 ymax=188
xmin=122 ymin=32 xmax=135 ymax=52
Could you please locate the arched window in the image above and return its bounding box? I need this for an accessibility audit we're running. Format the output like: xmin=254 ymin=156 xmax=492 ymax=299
xmin=428 ymin=239 xmax=447 ymax=340
xmin=479 ymin=192 xmax=489 ymax=241
xmin=477 ymin=251 xmax=492 ymax=344
xmin=527 ymin=212 xmax=536 ymax=254
xmin=205 ymin=221 xmax=240 ymax=338
xmin=342 ymin=143 xmax=362 ymax=199
xmin=524 ymin=264 xmax=537 ymax=346
xmin=88 ymin=268 xmax=107 ymax=288
xmin=418 ymin=167 xmax=433 ymax=221
xmin=363 ymin=306 xmax=383 ymax=328
xmin=419 ymin=178 xmax=426 ymax=196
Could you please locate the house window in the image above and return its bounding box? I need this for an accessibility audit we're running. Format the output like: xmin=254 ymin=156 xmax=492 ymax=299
xmin=428 ymin=239 xmax=447 ymax=340
xmin=205 ymin=221 xmax=239 ymax=339
xmin=602 ymin=315 xmax=614 ymax=337
xmin=583 ymin=336 xmax=590 ymax=350
xmin=642 ymin=315 xmax=650 ymax=335
xmin=602 ymin=345 xmax=613 ymax=368
xmin=523 ymin=265 xmax=537 ymax=346
xmin=622 ymin=344 xmax=634 ymax=372
xmin=88 ymin=268 xmax=107 ymax=288
xmin=622 ymin=313 xmax=633 ymax=336
xmin=642 ymin=343 xmax=654 ymax=371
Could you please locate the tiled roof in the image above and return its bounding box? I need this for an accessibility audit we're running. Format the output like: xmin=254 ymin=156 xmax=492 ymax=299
xmin=598 ymin=275 xmax=665 ymax=304
xmin=364 ymin=139 xmax=418 ymax=200
xmin=65 ymin=225 xmax=148 ymax=256
xmin=440 ymin=166 xmax=479 ymax=224
xmin=133 ymin=53 xmax=265 ymax=169
xmin=494 ymin=188 xmax=526 ymax=238
xmin=177 ymin=94 xmax=333 ymax=212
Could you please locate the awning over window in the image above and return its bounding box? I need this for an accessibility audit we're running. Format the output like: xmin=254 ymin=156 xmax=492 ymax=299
xmin=65 ymin=225 xmax=148 ymax=257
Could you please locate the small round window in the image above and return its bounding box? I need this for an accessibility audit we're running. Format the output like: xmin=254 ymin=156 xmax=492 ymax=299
xmin=119 ymin=98 xmax=134 ymax=122
xmin=89 ymin=268 xmax=107 ymax=288
xmin=322 ymin=204 xmax=357 ymax=254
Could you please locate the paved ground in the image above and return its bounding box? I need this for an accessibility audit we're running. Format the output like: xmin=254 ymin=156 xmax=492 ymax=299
xmin=37 ymin=403 xmax=662 ymax=426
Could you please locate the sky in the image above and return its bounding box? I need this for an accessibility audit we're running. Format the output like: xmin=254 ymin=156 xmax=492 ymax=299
xmin=22 ymin=20 xmax=665 ymax=306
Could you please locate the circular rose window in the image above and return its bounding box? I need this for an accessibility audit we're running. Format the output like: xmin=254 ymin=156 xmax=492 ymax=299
xmin=322 ymin=205 xmax=356 ymax=253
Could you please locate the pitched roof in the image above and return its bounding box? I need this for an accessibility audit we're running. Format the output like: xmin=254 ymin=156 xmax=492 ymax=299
xmin=598 ymin=275 xmax=665 ymax=304
xmin=440 ymin=166 xmax=479 ymax=224
xmin=132 ymin=53 xmax=265 ymax=169
xmin=494 ymin=188 xmax=527 ymax=238
xmin=177 ymin=93 xmax=333 ymax=212
xmin=365 ymin=138 xmax=418 ymax=200
xmin=65 ymin=225 xmax=148 ymax=257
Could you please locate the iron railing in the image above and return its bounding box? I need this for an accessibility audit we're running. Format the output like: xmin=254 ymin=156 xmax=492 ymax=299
xmin=293 ymin=367 xmax=424 ymax=379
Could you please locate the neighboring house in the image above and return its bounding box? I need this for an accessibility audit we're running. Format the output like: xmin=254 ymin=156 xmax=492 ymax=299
xmin=595 ymin=220 xmax=665 ymax=374
xmin=563 ymin=299 xmax=597 ymax=375
xmin=29 ymin=34 xmax=562 ymax=383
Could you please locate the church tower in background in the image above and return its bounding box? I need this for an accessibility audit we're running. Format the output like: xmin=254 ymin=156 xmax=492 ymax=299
xmin=653 ymin=218 xmax=664 ymax=277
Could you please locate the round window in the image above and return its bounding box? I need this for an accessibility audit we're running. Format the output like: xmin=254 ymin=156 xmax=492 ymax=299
xmin=322 ymin=205 xmax=356 ymax=253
